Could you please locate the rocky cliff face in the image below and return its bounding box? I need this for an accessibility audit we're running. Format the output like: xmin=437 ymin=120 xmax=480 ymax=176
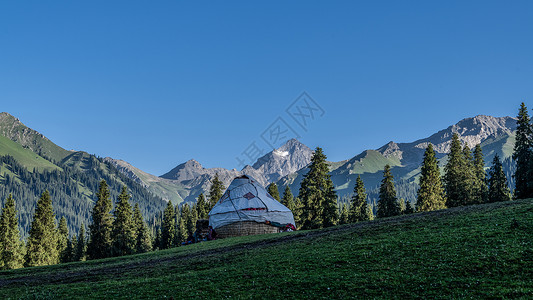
xmin=375 ymin=115 xmax=517 ymax=165
xmin=411 ymin=115 xmax=517 ymax=154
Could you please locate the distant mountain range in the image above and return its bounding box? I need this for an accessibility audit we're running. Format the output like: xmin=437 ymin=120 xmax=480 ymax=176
xmin=0 ymin=111 xmax=519 ymax=237
xmin=105 ymin=138 xmax=313 ymax=204
xmin=107 ymin=114 xmax=518 ymax=207
xmin=277 ymin=115 xmax=517 ymax=204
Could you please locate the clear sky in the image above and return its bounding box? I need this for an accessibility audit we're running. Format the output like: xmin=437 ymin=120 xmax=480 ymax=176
xmin=1 ymin=1 xmax=532 ymax=175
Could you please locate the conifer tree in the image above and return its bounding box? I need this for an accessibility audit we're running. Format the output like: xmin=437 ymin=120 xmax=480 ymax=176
xmin=282 ymin=186 xmax=294 ymax=208
xmin=65 ymin=235 xmax=75 ymax=263
xmin=154 ymin=228 xmax=162 ymax=250
xmin=181 ymin=203 xmax=196 ymax=236
xmin=293 ymin=197 xmax=303 ymax=228
xmin=57 ymin=216 xmax=69 ymax=263
xmin=416 ymin=144 xmax=447 ymax=212
xmin=267 ymin=183 xmax=281 ymax=202
xmin=178 ymin=216 xmax=187 ymax=244
xmin=161 ymin=201 xmax=176 ymax=249
xmin=25 ymin=190 xmax=59 ymax=267
xmin=196 ymin=193 xmax=209 ymax=219
xmin=0 ymin=194 xmax=24 ymax=270
xmin=513 ymin=102 xmax=533 ymax=199
xmin=377 ymin=165 xmax=400 ymax=218
xmin=111 ymin=187 xmax=136 ymax=256
xmin=471 ymin=144 xmax=488 ymax=204
xmin=445 ymin=134 xmax=465 ymax=207
xmin=132 ymin=203 xmax=152 ymax=253
xmin=87 ymin=180 xmax=113 ymax=259
xmin=208 ymin=173 xmax=225 ymax=210
xmin=399 ymin=198 xmax=406 ymax=213
xmin=298 ymin=147 xmax=338 ymax=229
xmin=339 ymin=204 xmax=349 ymax=225
xmin=461 ymin=144 xmax=475 ymax=205
xmin=488 ymin=154 xmax=511 ymax=203
xmin=348 ymin=175 xmax=371 ymax=222
xmin=75 ymin=224 xmax=87 ymax=261
xmin=404 ymin=200 xmax=414 ymax=214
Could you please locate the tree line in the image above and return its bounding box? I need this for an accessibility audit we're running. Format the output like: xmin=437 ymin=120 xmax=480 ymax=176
xmin=0 ymin=154 xmax=166 ymax=239
xmin=273 ymin=103 xmax=533 ymax=229
xmin=153 ymin=175 xmax=223 ymax=250
xmin=0 ymin=180 xmax=155 ymax=269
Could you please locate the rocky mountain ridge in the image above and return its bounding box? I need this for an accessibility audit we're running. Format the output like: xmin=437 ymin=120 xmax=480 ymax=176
xmin=106 ymin=138 xmax=314 ymax=204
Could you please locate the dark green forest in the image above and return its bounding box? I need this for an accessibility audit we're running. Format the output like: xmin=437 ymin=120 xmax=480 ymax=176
xmin=0 ymin=154 xmax=166 ymax=239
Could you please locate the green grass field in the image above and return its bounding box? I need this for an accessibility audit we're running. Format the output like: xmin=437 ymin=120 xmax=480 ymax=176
xmin=1 ymin=199 xmax=531 ymax=299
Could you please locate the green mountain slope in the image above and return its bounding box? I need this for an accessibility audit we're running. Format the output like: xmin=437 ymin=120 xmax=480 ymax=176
xmin=1 ymin=199 xmax=531 ymax=298
xmin=0 ymin=112 xmax=71 ymax=163
xmin=0 ymin=135 xmax=60 ymax=172
xmin=104 ymin=158 xmax=187 ymax=204
xmin=0 ymin=113 xmax=167 ymax=237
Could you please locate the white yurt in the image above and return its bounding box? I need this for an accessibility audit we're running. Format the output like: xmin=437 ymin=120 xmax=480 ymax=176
xmin=208 ymin=175 xmax=296 ymax=238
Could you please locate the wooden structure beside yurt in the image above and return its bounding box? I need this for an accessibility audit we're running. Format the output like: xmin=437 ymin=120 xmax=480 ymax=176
xmin=208 ymin=175 xmax=296 ymax=238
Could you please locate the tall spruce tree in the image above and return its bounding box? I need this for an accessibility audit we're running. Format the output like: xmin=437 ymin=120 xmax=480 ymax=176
xmin=0 ymin=194 xmax=24 ymax=270
xmin=513 ymin=102 xmax=533 ymax=199
xmin=282 ymin=185 xmax=294 ymax=208
xmin=472 ymin=144 xmax=488 ymax=204
xmin=154 ymin=228 xmax=162 ymax=250
xmin=75 ymin=224 xmax=87 ymax=261
xmin=178 ymin=216 xmax=187 ymax=244
xmin=111 ymin=187 xmax=136 ymax=256
xmin=208 ymin=173 xmax=225 ymax=210
xmin=416 ymin=144 xmax=447 ymax=212
xmin=65 ymin=235 xmax=75 ymax=263
xmin=298 ymin=147 xmax=338 ymax=229
xmin=132 ymin=203 xmax=152 ymax=253
xmin=196 ymin=193 xmax=209 ymax=219
xmin=57 ymin=216 xmax=69 ymax=263
xmin=293 ymin=197 xmax=303 ymax=228
xmin=348 ymin=175 xmax=371 ymax=222
xmin=25 ymin=190 xmax=59 ymax=267
xmin=161 ymin=201 xmax=176 ymax=249
xmin=181 ymin=203 xmax=196 ymax=236
xmin=461 ymin=144 xmax=475 ymax=205
xmin=445 ymin=133 xmax=465 ymax=207
xmin=488 ymin=154 xmax=511 ymax=203
xmin=267 ymin=183 xmax=281 ymax=202
xmin=87 ymin=180 xmax=114 ymax=260
xmin=377 ymin=165 xmax=400 ymax=218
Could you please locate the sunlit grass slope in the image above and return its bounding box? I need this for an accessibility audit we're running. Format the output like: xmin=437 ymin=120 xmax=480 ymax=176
xmin=0 ymin=199 xmax=531 ymax=299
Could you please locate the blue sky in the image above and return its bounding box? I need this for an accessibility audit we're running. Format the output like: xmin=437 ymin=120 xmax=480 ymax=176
xmin=1 ymin=1 xmax=532 ymax=175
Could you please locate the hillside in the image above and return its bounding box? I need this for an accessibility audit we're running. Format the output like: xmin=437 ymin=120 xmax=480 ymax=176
xmin=0 ymin=113 xmax=167 ymax=237
xmin=1 ymin=199 xmax=531 ymax=299
xmin=0 ymin=112 xmax=71 ymax=163
xmin=0 ymin=135 xmax=60 ymax=172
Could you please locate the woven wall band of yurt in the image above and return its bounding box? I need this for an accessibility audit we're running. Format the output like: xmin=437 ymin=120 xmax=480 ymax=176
xmin=216 ymin=221 xmax=280 ymax=238
xmin=208 ymin=175 xmax=295 ymax=238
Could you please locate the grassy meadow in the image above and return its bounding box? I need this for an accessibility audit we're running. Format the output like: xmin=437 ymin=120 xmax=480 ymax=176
xmin=0 ymin=199 xmax=531 ymax=299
